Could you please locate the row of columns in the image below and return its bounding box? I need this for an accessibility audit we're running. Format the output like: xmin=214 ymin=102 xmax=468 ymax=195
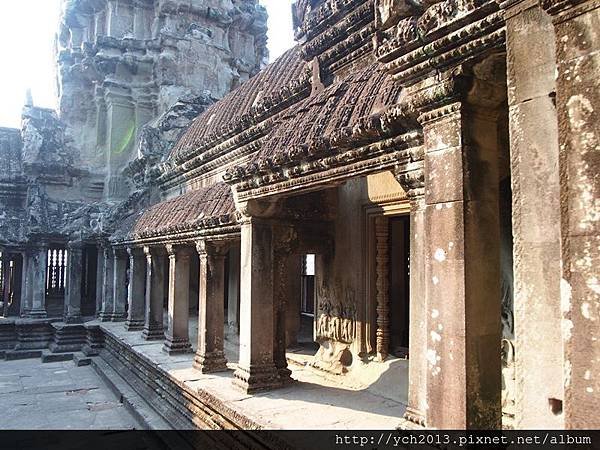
xmin=101 ymin=217 xmax=301 ymax=394
xmin=97 ymin=241 xmax=236 ymax=375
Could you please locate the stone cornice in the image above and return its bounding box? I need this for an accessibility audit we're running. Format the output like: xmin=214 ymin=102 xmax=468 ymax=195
xmin=375 ymin=0 xmax=505 ymax=86
xmin=231 ymin=132 xmax=423 ymax=202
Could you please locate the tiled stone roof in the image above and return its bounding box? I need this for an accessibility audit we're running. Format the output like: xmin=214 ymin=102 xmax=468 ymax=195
xmin=169 ymin=46 xmax=309 ymax=161
xmin=113 ymin=183 xmax=236 ymax=242
xmin=224 ymin=63 xmax=402 ymax=183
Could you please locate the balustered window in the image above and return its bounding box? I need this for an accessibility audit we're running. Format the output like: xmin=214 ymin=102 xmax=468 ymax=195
xmin=46 ymin=247 xmax=68 ymax=297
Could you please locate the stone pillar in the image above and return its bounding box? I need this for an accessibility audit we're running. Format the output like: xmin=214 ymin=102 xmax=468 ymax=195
xmin=142 ymin=246 xmax=165 ymax=340
xmin=420 ymin=96 xmax=502 ymax=429
xmin=395 ymin=164 xmax=427 ymax=428
xmin=19 ymin=250 xmax=32 ymax=317
xmin=503 ymin=0 xmax=563 ymax=428
xmin=272 ymin=239 xmax=298 ymax=383
xmin=64 ymin=241 xmax=83 ymax=324
xmin=193 ymin=240 xmax=228 ymax=373
xmin=541 ymin=0 xmax=600 ymax=429
xmin=125 ymin=247 xmax=145 ymax=331
xmin=233 ymin=217 xmax=281 ymax=393
xmin=99 ymin=246 xmax=114 ymax=321
xmin=163 ymin=244 xmax=192 ymax=354
xmin=227 ymin=243 xmax=240 ymax=334
xmin=27 ymin=246 xmax=48 ymax=319
xmin=95 ymin=245 xmax=105 ymax=317
xmin=111 ymin=249 xmax=127 ymax=322
xmin=1 ymin=250 xmax=11 ymax=317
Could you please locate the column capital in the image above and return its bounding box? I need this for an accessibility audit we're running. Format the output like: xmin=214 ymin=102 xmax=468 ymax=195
xmin=166 ymin=243 xmax=195 ymax=258
xmin=126 ymin=246 xmax=144 ymax=258
xmin=195 ymin=240 xmax=229 ymax=257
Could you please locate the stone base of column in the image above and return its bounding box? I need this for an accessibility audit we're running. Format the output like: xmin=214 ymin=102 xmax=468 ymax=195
xmin=402 ymin=407 xmax=426 ymax=429
xmin=124 ymin=319 xmax=144 ymax=331
xmin=109 ymin=313 xmax=126 ymax=322
xmin=162 ymin=337 xmax=192 ymax=355
xmin=141 ymin=326 xmax=165 ymax=341
xmin=193 ymin=351 xmax=228 ymax=373
xmin=277 ymin=366 xmax=293 ymax=384
xmin=49 ymin=323 xmax=86 ymax=353
xmin=98 ymin=311 xmax=112 ymax=322
xmin=232 ymin=364 xmax=282 ymax=394
xmin=24 ymin=309 xmax=47 ymax=319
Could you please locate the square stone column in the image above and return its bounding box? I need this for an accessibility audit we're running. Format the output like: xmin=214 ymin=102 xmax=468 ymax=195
xmin=95 ymin=244 xmax=105 ymax=317
xmin=193 ymin=240 xmax=228 ymax=373
xmin=420 ymin=99 xmax=502 ymax=429
xmin=142 ymin=246 xmax=165 ymax=340
xmin=163 ymin=244 xmax=193 ymax=355
xmin=111 ymin=249 xmax=128 ymax=322
xmin=64 ymin=241 xmax=84 ymax=324
xmin=233 ymin=217 xmax=281 ymax=393
xmin=541 ymin=0 xmax=600 ymax=428
xmin=395 ymin=165 xmax=427 ymax=428
xmin=19 ymin=250 xmax=32 ymax=317
xmin=99 ymin=246 xmax=114 ymax=321
xmin=503 ymin=0 xmax=563 ymax=428
xmin=125 ymin=247 xmax=145 ymax=331
xmin=26 ymin=246 xmax=48 ymax=319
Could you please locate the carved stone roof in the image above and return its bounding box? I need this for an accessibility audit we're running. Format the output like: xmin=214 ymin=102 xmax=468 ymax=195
xmin=224 ymin=63 xmax=403 ymax=184
xmin=112 ymin=183 xmax=236 ymax=243
xmin=169 ymin=46 xmax=309 ymax=161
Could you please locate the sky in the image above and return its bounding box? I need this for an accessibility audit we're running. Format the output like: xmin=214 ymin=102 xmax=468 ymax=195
xmin=0 ymin=0 xmax=295 ymax=129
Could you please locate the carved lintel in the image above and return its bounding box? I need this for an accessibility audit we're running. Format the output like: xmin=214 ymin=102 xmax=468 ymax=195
xmin=375 ymin=215 xmax=390 ymax=361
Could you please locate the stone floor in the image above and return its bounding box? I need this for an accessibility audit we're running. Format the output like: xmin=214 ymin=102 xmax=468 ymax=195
xmin=0 ymin=358 xmax=140 ymax=429
xmin=101 ymin=318 xmax=409 ymax=430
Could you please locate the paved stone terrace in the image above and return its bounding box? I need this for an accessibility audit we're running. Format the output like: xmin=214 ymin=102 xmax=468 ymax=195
xmin=0 ymin=358 xmax=140 ymax=429
xmin=100 ymin=321 xmax=408 ymax=430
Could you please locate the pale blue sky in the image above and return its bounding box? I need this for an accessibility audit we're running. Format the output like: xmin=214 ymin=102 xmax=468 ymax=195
xmin=0 ymin=0 xmax=295 ymax=128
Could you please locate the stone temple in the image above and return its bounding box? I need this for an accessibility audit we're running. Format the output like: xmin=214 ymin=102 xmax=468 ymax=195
xmin=0 ymin=0 xmax=598 ymax=432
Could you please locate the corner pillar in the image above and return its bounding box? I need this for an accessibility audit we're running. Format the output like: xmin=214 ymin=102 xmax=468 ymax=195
xmin=541 ymin=0 xmax=600 ymax=428
xmin=233 ymin=216 xmax=281 ymax=393
xmin=420 ymin=97 xmax=502 ymax=429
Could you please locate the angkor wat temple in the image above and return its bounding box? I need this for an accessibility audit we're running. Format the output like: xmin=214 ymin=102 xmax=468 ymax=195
xmin=0 ymin=0 xmax=598 ymax=432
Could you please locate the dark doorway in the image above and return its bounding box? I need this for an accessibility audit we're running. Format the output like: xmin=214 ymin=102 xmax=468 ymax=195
xmin=389 ymin=216 xmax=410 ymax=357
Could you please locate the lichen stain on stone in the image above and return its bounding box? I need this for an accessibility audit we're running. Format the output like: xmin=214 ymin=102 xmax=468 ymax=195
xmin=562 ymin=318 xmax=574 ymax=341
xmin=434 ymin=248 xmax=447 ymax=262
xmin=561 ymin=278 xmax=572 ymax=314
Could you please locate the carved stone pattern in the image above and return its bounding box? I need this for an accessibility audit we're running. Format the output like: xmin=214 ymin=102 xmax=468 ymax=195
xmin=375 ymin=216 xmax=390 ymax=360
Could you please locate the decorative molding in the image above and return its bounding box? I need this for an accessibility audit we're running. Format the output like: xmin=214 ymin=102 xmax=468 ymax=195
xmin=375 ymin=215 xmax=390 ymax=361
